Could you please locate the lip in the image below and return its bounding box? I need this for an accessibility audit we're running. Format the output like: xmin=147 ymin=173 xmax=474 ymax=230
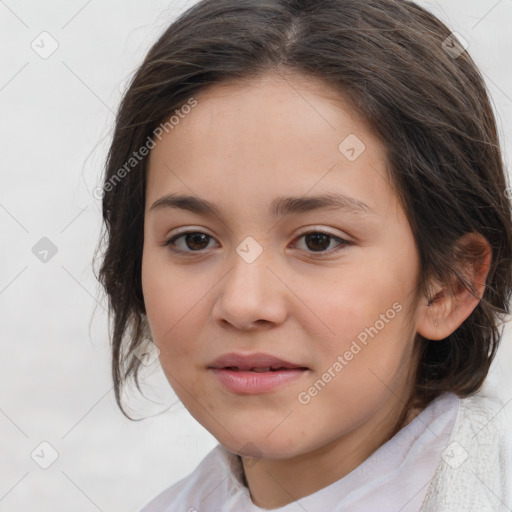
xmin=208 ymin=352 xmax=309 ymax=394
xmin=208 ymin=352 xmax=305 ymax=370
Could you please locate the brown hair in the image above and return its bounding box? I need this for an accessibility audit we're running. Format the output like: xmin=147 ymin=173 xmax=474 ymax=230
xmin=94 ymin=0 xmax=512 ymax=420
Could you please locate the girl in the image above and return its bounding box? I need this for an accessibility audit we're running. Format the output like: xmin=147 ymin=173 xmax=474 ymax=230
xmin=94 ymin=0 xmax=512 ymax=510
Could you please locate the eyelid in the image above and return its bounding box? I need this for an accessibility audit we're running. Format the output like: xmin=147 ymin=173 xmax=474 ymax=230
xmin=166 ymin=226 xmax=214 ymax=238
xmin=294 ymin=225 xmax=347 ymax=238
xmin=163 ymin=225 xmax=353 ymax=256
xmin=166 ymin=225 xmax=349 ymax=240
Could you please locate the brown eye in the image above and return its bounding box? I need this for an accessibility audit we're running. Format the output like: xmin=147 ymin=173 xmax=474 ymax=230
xmin=294 ymin=231 xmax=351 ymax=255
xmin=183 ymin=233 xmax=211 ymax=250
xmin=164 ymin=232 xmax=215 ymax=253
xmin=304 ymin=233 xmax=331 ymax=252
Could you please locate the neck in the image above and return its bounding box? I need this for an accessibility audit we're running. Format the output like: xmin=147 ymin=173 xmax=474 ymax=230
xmin=241 ymin=396 xmax=421 ymax=509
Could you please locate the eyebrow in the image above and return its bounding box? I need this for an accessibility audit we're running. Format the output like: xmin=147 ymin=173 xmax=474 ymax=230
xmin=149 ymin=192 xmax=375 ymax=218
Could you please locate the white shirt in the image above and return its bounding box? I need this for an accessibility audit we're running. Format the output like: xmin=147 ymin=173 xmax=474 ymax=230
xmin=140 ymin=391 xmax=511 ymax=511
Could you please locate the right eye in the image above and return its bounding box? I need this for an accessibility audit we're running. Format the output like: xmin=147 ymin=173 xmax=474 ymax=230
xmin=164 ymin=231 xmax=218 ymax=255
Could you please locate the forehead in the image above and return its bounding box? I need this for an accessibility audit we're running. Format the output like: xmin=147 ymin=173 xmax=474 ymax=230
xmin=152 ymin=71 xmax=373 ymax=151
xmin=145 ymin=72 xmax=394 ymax=219
xmin=191 ymin=71 xmax=368 ymax=124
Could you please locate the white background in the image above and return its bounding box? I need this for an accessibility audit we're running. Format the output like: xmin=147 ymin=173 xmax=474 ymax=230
xmin=1 ymin=1 xmax=511 ymax=510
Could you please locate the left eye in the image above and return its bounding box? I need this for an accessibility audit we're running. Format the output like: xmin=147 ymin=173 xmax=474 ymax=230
xmin=163 ymin=230 xmax=351 ymax=256
xmin=294 ymin=231 xmax=350 ymax=254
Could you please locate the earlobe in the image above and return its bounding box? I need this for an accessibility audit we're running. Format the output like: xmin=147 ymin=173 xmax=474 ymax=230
xmin=417 ymin=291 xmax=451 ymax=341
xmin=416 ymin=232 xmax=492 ymax=341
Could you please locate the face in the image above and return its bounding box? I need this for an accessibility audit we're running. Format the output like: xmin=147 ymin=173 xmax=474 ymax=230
xmin=141 ymin=72 xmax=422 ymax=460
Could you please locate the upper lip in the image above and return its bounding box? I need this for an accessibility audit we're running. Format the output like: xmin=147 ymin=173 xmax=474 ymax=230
xmin=208 ymin=352 xmax=307 ymax=370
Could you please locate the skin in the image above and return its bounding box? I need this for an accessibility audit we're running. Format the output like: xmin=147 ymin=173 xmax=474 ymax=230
xmin=141 ymin=72 xmax=491 ymax=508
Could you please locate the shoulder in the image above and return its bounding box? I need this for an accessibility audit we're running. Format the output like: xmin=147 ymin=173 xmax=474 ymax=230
xmin=139 ymin=444 xmax=236 ymax=512
xmin=421 ymin=392 xmax=512 ymax=512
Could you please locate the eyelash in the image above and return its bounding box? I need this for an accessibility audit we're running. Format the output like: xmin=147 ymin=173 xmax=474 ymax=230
xmin=163 ymin=229 xmax=352 ymax=257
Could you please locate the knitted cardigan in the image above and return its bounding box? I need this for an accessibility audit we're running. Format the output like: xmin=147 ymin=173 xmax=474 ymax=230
xmin=420 ymin=392 xmax=511 ymax=511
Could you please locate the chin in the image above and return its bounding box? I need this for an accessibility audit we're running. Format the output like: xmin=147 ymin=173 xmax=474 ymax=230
xmin=211 ymin=427 xmax=305 ymax=460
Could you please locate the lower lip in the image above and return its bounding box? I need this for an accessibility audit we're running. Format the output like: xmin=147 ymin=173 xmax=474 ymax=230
xmin=209 ymin=368 xmax=308 ymax=394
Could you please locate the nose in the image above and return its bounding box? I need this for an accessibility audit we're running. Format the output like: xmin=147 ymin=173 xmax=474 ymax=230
xmin=210 ymin=247 xmax=288 ymax=332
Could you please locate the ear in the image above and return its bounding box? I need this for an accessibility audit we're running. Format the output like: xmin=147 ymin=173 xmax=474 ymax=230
xmin=416 ymin=232 xmax=492 ymax=341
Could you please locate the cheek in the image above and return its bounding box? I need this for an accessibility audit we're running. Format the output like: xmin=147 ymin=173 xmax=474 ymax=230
xmin=309 ymin=254 xmax=416 ymax=375
xmin=311 ymin=269 xmax=398 ymax=341
xmin=141 ymin=251 xmax=207 ymax=357
xmin=302 ymin=296 xmax=413 ymax=430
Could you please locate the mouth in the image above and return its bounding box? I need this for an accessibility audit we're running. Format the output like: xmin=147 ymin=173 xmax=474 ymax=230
xmin=208 ymin=352 xmax=308 ymax=370
xmin=221 ymin=366 xmax=304 ymax=372
xmin=208 ymin=352 xmax=309 ymax=394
